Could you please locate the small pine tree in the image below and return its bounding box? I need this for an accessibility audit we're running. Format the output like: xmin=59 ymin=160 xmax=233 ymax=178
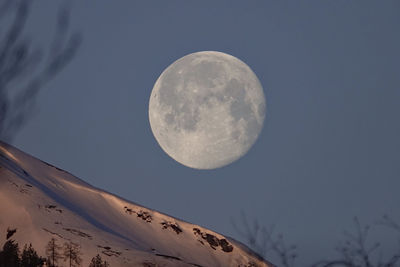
xmin=0 ymin=240 xmax=20 ymax=267
xmin=21 ymin=243 xmax=45 ymax=267
xmin=63 ymin=242 xmax=82 ymax=267
xmin=89 ymin=254 xmax=109 ymax=267
xmin=45 ymin=238 xmax=62 ymax=267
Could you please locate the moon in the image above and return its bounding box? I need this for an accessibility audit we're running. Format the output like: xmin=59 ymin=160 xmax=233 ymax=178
xmin=149 ymin=51 xmax=266 ymax=169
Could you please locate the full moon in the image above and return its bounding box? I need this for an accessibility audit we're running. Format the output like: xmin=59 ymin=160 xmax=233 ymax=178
xmin=149 ymin=51 xmax=266 ymax=169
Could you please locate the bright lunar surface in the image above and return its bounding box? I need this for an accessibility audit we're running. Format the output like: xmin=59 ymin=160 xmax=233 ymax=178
xmin=149 ymin=51 xmax=266 ymax=169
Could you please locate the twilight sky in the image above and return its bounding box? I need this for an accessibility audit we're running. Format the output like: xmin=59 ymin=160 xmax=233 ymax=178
xmin=10 ymin=1 xmax=400 ymax=264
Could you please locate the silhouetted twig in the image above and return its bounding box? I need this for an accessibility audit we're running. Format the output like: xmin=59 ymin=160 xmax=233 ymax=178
xmin=233 ymin=214 xmax=400 ymax=267
xmin=0 ymin=0 xmax=81 ymax=141
xmin=232 ymin=211 xmax=297 ymax=267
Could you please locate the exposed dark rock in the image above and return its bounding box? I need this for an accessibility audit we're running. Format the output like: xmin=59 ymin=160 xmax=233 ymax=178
xmin=40 ymin=160 xmax=71 ymax=174
xmin=19 ymin=188 xmax=29 ymax=194
xmin=124 ymin=206 xmax=135 ymax=215
xmin=193 ymin=228 xmax=201 ymax=235
xmin=97 ymin=245 xmax=111 ymax=250
xmin=219 ymin=239 xmax=234 ymax=252
xmin=102 ymin=249 xmax=121 ymax=257
xmin=63 ymin=228 xmax=92 ymax=239
xmin=205 ymin=233 xmax=219 ymax=249
xmin=42 ymin=228 xmax=67 ymax=240
xmin=45 ymin=205 xmax=62 ymax=213
xmin=136 ymin=210 xmax=153 ymax=222
xmin=241 ymin=261 xmax=262 ymax=267
xmin=142 ymin=262 xmax=157 ymax=267
xmin=161 ymin=221 xmax=183 ymax=234
xmin=124 ymin=206 xmax=152 ymax=223
xmin=192 ymin=228 xmax=234 ymax=253
xmin=98 ymin=245 xmax=121 ymax=256
xmin=155 ymin=254 xmax=181 ymax=261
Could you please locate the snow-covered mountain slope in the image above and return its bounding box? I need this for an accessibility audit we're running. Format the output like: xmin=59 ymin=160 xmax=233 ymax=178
xmin=0 ymin=141 xmax=273 ymax=267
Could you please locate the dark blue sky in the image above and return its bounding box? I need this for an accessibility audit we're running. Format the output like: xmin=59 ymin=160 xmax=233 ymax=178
xmin=12 ymin=1 xmax=400 ymax=264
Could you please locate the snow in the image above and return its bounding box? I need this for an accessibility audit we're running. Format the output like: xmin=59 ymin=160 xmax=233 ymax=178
xmin=0 ymin=141 xmax=273 ymax=266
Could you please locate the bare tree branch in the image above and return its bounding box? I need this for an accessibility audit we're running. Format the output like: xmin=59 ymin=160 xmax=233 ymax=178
xmin=0 ymin=0 xmax=81 ymax=142
xmin=233 ymin=215 xmax=400 ymax=267
xmin=232 ymin=212 xmax=297 ymax=267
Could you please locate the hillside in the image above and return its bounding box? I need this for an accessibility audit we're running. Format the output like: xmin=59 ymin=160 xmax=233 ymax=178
xmin=0 ymin=141 xmax=273 ymax=267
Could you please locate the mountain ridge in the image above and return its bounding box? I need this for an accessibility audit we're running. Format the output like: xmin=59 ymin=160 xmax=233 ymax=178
xmin=0 ymin=141 xmax=273 ymax=267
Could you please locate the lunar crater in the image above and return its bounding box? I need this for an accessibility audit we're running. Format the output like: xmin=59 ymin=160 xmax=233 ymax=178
xmin=149 ymin=51 xmax=266 ymax=169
